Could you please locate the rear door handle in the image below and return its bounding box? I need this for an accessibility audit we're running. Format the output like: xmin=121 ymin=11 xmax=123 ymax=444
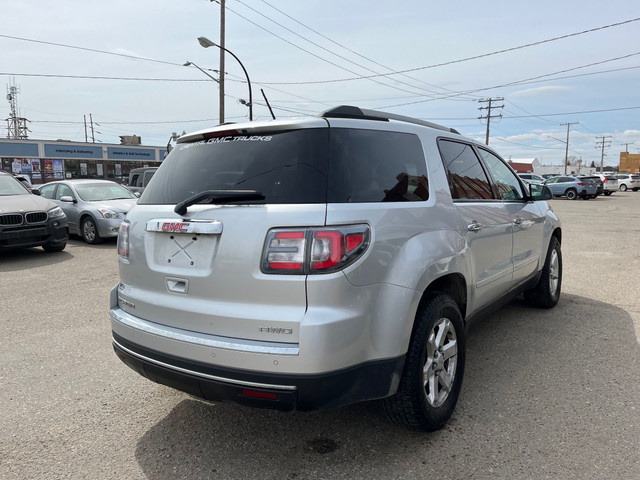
xmin=467 ymin=223 xmax=483 ymax=232
xmin=513 ymin=217 xmax=523 ymax=225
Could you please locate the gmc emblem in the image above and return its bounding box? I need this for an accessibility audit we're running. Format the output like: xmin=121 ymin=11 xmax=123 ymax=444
xmin=162 ymin=222 xmax=189 ymax=233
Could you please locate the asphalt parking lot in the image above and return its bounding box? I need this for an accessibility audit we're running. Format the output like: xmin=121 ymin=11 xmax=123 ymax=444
xmin=1 ymin=193 xmax=639 ymax=480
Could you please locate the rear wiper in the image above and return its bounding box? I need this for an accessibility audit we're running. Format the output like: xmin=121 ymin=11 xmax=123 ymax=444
xmin=174 ymin=190 xmax=265 ymax=215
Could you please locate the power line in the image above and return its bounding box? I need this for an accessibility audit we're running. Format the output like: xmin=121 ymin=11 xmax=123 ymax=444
xmin=252 ymin=0 xmax=479 ymax=99
xmin=225 ymin=2 xmax=452 ymax=98
xmin=377 ymin=51 xmax=640 ymax=109
xmin=253 ymin=16 xmax=640 ymax=85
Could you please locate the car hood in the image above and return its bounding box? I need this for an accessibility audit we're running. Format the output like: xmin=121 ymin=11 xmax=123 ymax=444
xmin=0 ymin=194 xmax=57 ymax=214
xmin=83 ymin=198 xmax=137 ymax=213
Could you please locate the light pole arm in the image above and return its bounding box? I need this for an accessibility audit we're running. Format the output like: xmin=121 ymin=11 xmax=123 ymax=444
xmin=184 ymin=61 xmax=219 ymax=84
xmin=216 ymin=45 xmax=253 ymax=121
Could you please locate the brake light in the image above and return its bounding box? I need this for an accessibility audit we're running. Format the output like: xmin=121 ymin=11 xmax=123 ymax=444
xmin=117 ymin=222 xmax=130 ymax=259
xmin=262 ymin=225 xmax=370 ymax=274
xmin=576 ymin=182 xmax=584 ymax=185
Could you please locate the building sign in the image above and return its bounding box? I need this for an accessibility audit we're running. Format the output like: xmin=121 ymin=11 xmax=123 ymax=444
xmin=107 ymin=147 xmax=155 ymax=161
xmin=44 ymin=144 xmax=103 ymax=159
xmin=0 ymin=142 xmax=39 ymax=158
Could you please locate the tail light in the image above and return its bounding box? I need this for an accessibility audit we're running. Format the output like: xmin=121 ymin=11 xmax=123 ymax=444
xmin=117 ymin=221 xmax=130 ymax=259
xmin=262 ymin=225 xmax=370 ymax=274
xmin=576 ymin=182 xmax=584 ymax=185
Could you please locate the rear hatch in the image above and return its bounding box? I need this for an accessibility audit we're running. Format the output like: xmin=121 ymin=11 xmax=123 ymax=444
xmin=118 ymin=120 xmax=330 ymax=344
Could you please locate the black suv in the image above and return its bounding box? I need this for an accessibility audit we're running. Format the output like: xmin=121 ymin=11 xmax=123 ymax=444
xmin=0 ymin=172 xmax=69 ymax=252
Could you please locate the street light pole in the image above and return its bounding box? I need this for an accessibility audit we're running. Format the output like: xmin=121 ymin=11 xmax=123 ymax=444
xmin=198 ymin=36 xmax=253 ymax=121
xmin=183 ymin=61 xmax=219 ymax=84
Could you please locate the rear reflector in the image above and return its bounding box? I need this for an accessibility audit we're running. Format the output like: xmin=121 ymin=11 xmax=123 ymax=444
xmin=242 ymin=389 xmax=278 ymax=400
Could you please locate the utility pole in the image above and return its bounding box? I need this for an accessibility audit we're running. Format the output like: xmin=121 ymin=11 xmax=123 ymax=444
xmin=84 ymin=115 xmax=88 ymax=142
xmin=619 ymin=143 xmax=630 ymax=153
xmin=219 ymin=0 xmax=225 ymax=124
xmin=561 ymin=122 xmax=579 ymax=175
xmin=478 ymin=97 xmax=504 ymax=145
xmin=596 ymin=135 xmax=612 ymax=172
xmin=89 ymin=113 xmax=95 ymax=143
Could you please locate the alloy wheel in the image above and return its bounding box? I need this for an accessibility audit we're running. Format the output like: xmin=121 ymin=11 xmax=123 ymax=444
xmin=423 ymin=317 xmax=458 ymax=407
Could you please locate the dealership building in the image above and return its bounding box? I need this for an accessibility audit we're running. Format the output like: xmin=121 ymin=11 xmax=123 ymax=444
xmin=0 ymin=137 xmax=166 ymax=185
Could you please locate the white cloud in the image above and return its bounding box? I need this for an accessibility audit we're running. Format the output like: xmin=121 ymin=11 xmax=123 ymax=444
xmin=511 ymin=86 xmax=571 ymax=97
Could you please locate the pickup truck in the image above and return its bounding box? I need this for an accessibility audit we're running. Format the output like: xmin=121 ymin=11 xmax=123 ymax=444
xmin=127 ymin=167 xmax=157 ymax=194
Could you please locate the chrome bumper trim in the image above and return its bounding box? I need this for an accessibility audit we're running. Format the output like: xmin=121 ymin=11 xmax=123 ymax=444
xmin=112 ymin=338 xmax=297 ymax=391
xmin=110 ymin=307 xmax=299 ymax=356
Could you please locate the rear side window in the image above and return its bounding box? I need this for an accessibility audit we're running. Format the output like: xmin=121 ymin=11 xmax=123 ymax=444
xmin=140 ymin=129 xmax=329 ymax=205
xmin=438 ymin=139 xmax=493 ymax=200
xmin=327 ymin=129 xmax=428 ymax=202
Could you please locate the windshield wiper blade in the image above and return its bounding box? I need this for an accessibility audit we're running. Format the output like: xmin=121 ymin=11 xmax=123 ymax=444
xmin=174 ymin=190 xmax=265 ymax=215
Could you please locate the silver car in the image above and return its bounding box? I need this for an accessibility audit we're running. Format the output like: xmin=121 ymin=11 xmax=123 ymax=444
xmin=109 ymin=106 xmax=562 ymax=431
xmin=39 ymin=180 xmax=137 ymax=244
xmin=544 ymin=175 xmax=598 ymax=200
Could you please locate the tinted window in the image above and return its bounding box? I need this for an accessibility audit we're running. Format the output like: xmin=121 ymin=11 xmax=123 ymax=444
xmin=327 ymin=129 xmax=428 ymax=202
xmin=140 ymin=129 xmax=329 ymax=205
xmin=477 ymin=148 xmax=524 ymax=201
xmin=438 ymin=139 xmax=493 ymax=200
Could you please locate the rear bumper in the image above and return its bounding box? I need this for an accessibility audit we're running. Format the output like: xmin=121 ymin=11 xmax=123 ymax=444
xmin=112 ymin=332 xmax=404 ymax=411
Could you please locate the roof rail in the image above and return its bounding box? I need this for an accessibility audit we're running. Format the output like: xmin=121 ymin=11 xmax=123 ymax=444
xmin=320 ymin=105 xmax=460 ymax=134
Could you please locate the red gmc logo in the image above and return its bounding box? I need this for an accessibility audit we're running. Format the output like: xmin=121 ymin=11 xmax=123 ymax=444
xmin=161 ymin=222 xmax=189 ymax=232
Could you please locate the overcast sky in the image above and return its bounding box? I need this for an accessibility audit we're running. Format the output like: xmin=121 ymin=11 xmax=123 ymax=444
xmin=2 ymin=0 xmax=639 ymax=166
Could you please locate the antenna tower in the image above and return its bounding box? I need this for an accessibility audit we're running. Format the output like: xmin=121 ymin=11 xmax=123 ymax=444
xmin=5 ymin=81 xmax=30 ymax=139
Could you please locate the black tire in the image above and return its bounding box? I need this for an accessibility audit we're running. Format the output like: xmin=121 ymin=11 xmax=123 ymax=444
xmin=81 ymin=217 xmax=103 ymax=244
xmin=383 ymin=293 xmax=465 ymax=431
xmin=620 ymin=184 xmax=627 ymax=191
xmin=565 ymin=189 xmax=577 ymax=200
xmin=582 ymin=195 xmax=590 ymax=200
xmin=524 ymin=236 xmax=562 ymax=308
xmin=42 ymin=242 xmax=66 ymax=253
xmin=604 ymin=191 xmax=612 ymax=196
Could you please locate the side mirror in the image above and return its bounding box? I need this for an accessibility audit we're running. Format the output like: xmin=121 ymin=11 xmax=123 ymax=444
xmin=60 ymin=195 xmax=76 ymax=203
xmin=134 ymin=191 xmax=141 ymax=198
xmin=529 ymin=184 xmax=553 ymax=201
xmin=31 ymin=188 xmax=41 ymax=196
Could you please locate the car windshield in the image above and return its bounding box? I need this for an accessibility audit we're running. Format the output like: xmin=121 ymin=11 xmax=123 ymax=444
xmin=75 ymin=183 xmax=137 ymax=201
xmin=0 ymin=175 xmax=29 ymax=196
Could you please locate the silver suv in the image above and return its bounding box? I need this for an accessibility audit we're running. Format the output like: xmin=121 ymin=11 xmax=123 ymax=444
xmin=109 ymin=106 xmax=562 ymax=431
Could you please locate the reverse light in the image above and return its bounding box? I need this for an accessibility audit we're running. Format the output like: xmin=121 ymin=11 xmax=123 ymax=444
xmin=117 ymin=222 xmax=130 ymax=259
xmin=262 ymin=225 xmax=370 ymax=274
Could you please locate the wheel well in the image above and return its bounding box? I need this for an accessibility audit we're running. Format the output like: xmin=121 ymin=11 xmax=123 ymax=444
xmin=552 ymin=227 xmax=562 ymax=245
xmin=421 ymin=273 xmax=467 ymax=321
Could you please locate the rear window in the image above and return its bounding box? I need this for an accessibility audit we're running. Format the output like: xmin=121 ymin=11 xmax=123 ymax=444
xmin=140 ymin=127 xmax=428 ymax=205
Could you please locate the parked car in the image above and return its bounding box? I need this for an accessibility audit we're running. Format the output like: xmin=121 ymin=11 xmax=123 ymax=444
xmin=596 ymin=174 xmax=618 ymax=195
xmin=109 ymin=105 xmax=562 ymax=432
xmin=616 ymin=174 xmax=640 ymax=191
xmin=13 ymin=174 xmax=34 ymax=192
xmin=544 ymin=175 xmax=598 ymax=199
xmin=517 ymin=173 xmax=545 ymax=185
xmin=127 ymin=167 xmax=157 ymax=194
xmin=577 ymin=175 xmax=604 ymax=198
xmin=542 ymin=173 xmax=560 ymax=180
xmin=0 ymin=171 xmax=68 ymax=252
xmin=38 ymin=179 xmax=137 ymax=244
